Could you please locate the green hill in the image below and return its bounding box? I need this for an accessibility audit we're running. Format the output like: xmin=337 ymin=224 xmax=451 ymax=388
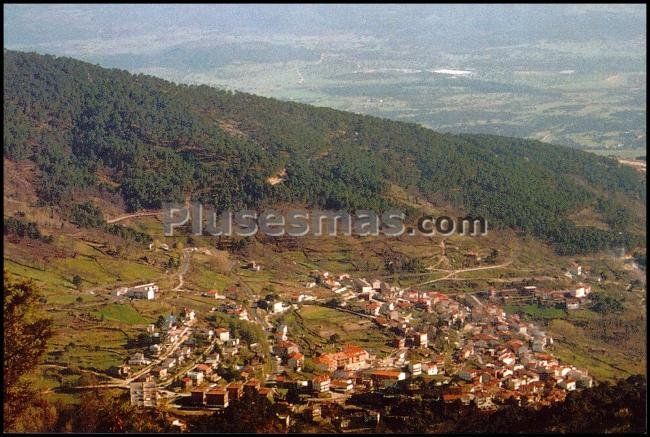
xmin=3 ymin=50 xmax=645 ymax=255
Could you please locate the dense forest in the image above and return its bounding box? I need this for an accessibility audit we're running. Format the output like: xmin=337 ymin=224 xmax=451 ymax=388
xmin=4 ymin=50 xmax=645 ymax=255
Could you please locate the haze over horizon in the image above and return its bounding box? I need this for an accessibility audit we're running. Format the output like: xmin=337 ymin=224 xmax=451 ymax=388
xmin=4 ymin=4 xmax=646 ymax=153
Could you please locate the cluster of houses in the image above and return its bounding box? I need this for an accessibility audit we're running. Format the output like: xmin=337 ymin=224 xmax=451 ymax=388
xmin=268 ymin=270 xmax=595 ymax=410
xmin=437 ymin=298 xmax=594 ymax=410
xmin=127 ymin=307 xmax=208 ymax=405
xmin=174 ymin=325 xmax=277 ymax=409
xmin=485 ymin=283 xmax=593 ymax=310
xmin=127 ymin=265 xmax=597 ymax=425
xmin=130 ymin=323 xmax=240 ymax=407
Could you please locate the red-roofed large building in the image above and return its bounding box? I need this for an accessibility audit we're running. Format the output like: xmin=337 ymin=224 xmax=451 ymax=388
xmin=369 ymin=369 xmax=406 ymax=387
xmin=314 ymin=344 xmax=371 ymax=372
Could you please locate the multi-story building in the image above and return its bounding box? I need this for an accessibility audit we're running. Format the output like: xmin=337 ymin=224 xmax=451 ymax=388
xmin=130 ymin=375 xmax=158 ymax=407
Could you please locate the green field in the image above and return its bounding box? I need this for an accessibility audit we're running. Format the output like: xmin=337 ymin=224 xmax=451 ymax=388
xmin=504 ymin=303 xmax=567 ymax=320
xmin=93 ymin=303 xmax=153 ymax=325
xmin=277 ymin=305 xmax=395 ymax=357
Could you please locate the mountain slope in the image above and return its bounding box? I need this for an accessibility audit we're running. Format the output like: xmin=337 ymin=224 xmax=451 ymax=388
xmin=3 ymin=50 xmax=645 ymax=255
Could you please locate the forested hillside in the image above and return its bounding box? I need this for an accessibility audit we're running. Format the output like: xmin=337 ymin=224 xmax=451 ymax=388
xmin=4 ymin=50 xmax=645 ymax=255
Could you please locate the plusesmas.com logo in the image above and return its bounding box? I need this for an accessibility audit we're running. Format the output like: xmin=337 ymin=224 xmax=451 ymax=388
xmin=162 ymin=203 xmax=488 ymax=238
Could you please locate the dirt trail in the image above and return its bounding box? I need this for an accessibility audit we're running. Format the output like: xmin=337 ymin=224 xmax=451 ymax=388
xmin=173 ymin=248 xmax=194 ymax=291
xmin=106 ymin=211 xmax=160 ymax=224
xmin=413 ymin=260 xmax=512 ymax=287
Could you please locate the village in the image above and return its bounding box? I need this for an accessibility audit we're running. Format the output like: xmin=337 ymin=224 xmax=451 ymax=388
xmin=115 ymin=260 xmax=597 ymax=431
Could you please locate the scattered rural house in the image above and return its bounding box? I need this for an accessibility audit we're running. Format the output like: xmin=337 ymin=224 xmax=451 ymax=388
xmin=566 ymin=299 xmax=580 ymax=310
xmin=149 ymin=344 xmax=162 ymax=356
xmin=422 ymin=361 xmax=440 ymax=376
xmin=297 ymin=294 xmax=316 ymax=303
xmin=171 ymin=419 xmax=187 ymax=432
xmin=116 ymin=364 xmax=131 ymax=377
xmin=128 ymin=352 xmax=151 ymax=366
xmin=162 ymin=357 xmax=177 ymax=369
xmin=571 ymin=284 xmax=592 ymax=298
xmin=205 ymin=289 xmax=226 ymax=299
xmin=272 ymin=301 xmax=288 ymax=314
xmin=181 ymin=308 xmax=196 ymax=322
xmin=126 ymin=283 xmax=159 ymax=300
xmin=277 ymin=324 xmax=288 ymax=341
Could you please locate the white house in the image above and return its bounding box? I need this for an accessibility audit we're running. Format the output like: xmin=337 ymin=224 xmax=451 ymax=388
xmin=215 ymin=328 xmax=230 ymax=343
xmin=413 ymin=332 xmax=428 ymax=348
xmin=127 ymin=283 xmax=158 ymax=300
xmin=162 ymin=357 xmax=177 ymax=369
xmin=272 ymin=301 xmax=286 ymax=314
xmin=558 ymin=378 xmax=577 ymax=391
xmin=297 ymin=294 xmax=316 ymax=303
xmin=128 ymin=352 xmax=151 ymax=366
xmin=187 ymin=371 xmax=204 ymax=385
xmin=571 ymin=284 xmax=592 ymax=298
xmin=422 ymin=361 xmax=439 ymax=376
xmin=183 ymin=309 xmax=196 ymax=322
